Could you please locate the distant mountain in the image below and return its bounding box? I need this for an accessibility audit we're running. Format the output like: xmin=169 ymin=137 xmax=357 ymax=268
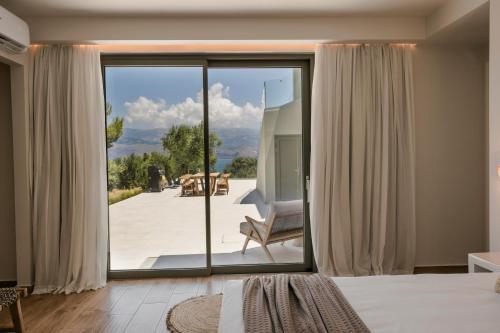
xmin=213 ymin=128 xmax=260 ymax=158
xmin=107 ymin=128 xmax=166 ymax=159
xmin=115 ymin=128 xmax=166 ymax=145
xmin=107 ymin=127 xmax=260 ymax=161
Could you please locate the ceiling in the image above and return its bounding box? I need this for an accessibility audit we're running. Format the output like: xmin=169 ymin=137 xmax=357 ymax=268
xmin=426 ymin=2 xmax=489 ymax=45
xmin=0 ymin=0 xmax=449 ymax=17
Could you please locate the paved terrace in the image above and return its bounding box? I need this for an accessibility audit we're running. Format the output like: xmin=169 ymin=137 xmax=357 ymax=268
xmin=109 ymin=179 xmax=303 ymax=270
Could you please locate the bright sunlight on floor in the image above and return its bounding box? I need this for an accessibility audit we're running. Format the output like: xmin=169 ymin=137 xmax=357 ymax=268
xmin=109 ymin=179 xmax=303 ymax=270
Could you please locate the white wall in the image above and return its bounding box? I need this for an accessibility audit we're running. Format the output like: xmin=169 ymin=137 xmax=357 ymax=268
xmin=490 ymin=0 xmax=500 ymax=251
xmin=0 ymin=62 xmax=16 ymax=281
xmin=414 ymin=44 xmax=487 ymax=266
xmin=256 ymin=99 xmax=302 ymax=203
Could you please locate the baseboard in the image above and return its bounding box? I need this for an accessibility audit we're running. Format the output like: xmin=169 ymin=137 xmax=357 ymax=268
xmin=0 ymin=280 xmax=17 ymax=287
xmin=413 ymin=265 xmax=468 ymax=274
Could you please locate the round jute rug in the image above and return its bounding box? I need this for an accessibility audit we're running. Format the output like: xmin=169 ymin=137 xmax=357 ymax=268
xmin=166 ymin=294 xmax=223 ymax=333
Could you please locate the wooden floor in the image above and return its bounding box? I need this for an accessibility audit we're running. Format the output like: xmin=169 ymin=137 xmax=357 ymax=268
xmin=0 ymin=274 xmax=255 ymax=333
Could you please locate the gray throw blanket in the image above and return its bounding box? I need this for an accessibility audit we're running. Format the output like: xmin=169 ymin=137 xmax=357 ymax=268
xmin=242 ymin=274 xmax=370 ymax=333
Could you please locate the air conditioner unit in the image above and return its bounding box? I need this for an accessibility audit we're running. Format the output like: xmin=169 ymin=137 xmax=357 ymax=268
xmin=0 ymin=5 xmax=29 ymax=54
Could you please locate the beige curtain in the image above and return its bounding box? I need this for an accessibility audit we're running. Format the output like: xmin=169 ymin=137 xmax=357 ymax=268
xmin=30 ymin=45 xmax=108 ymax=293
xmin=310 ymin=44 xmax=416 ymax=276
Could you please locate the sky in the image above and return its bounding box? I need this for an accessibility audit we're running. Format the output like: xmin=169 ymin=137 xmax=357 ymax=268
xmin=104 ymin=67 xmax=296 ymax=130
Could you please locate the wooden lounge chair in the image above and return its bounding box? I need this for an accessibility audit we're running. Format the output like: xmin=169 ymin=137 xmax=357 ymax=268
xmin=179 ymin=174 xmax=195 ymax=196
xmin=240 ymin=200 xmax=303 ymax=262
xmin=217 ymin=173 xmax=231 ymax=194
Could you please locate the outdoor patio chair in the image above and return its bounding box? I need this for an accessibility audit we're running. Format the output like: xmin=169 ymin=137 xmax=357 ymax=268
xmin=216 ymin=173 xmax=231 ymax=194
xmin=180 ymin=174 xmax=195 ymax=196
xmin=240 ymin=199 xmax=303 ymax=262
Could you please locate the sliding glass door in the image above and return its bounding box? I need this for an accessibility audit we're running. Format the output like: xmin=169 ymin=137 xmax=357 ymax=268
xmin=207 ymin=66 xmax=307 ymax=269
xmin=102 ymin=56 xmax=312 ymax=277
xmin=103 ymin=63 xmax=210 ymax=274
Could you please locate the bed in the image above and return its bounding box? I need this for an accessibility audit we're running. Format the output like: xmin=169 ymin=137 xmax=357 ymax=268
xmin=218 ymin=273 xmax=500 ymax=333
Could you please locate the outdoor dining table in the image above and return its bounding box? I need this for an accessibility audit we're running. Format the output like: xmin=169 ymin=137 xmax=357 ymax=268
xmin=192 ymin=172 xmax=220 ymax=195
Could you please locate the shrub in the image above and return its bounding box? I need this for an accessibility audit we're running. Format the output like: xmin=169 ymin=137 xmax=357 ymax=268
xmin=108 ymin=187 xmax=143 ymax=205
xmin=224 ymin=156 xmax=258 ymax=178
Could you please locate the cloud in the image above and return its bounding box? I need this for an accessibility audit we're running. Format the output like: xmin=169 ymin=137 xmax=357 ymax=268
xmin=124 ymin=83 xmax=263 ymax=129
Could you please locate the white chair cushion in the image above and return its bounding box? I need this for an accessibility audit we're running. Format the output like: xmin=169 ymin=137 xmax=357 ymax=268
xmin=265 ymin=200 xmax=303 ymax=234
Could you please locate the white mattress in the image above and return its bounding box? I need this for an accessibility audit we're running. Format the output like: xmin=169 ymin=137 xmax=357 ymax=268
xmin=218 ymin=273 xmax=500 ymax=333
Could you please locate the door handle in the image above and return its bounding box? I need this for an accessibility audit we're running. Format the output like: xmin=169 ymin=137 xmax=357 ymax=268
xmin=306 ymin=176 xmax=310 ymax=203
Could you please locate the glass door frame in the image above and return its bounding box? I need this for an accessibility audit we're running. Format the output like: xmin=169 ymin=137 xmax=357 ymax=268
xmin=101 ymin=54 xmax=314 ymax=279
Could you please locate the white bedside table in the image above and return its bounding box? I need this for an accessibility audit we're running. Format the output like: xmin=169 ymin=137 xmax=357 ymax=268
xmin=468 ymin=252 xmax=500 ymax=272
